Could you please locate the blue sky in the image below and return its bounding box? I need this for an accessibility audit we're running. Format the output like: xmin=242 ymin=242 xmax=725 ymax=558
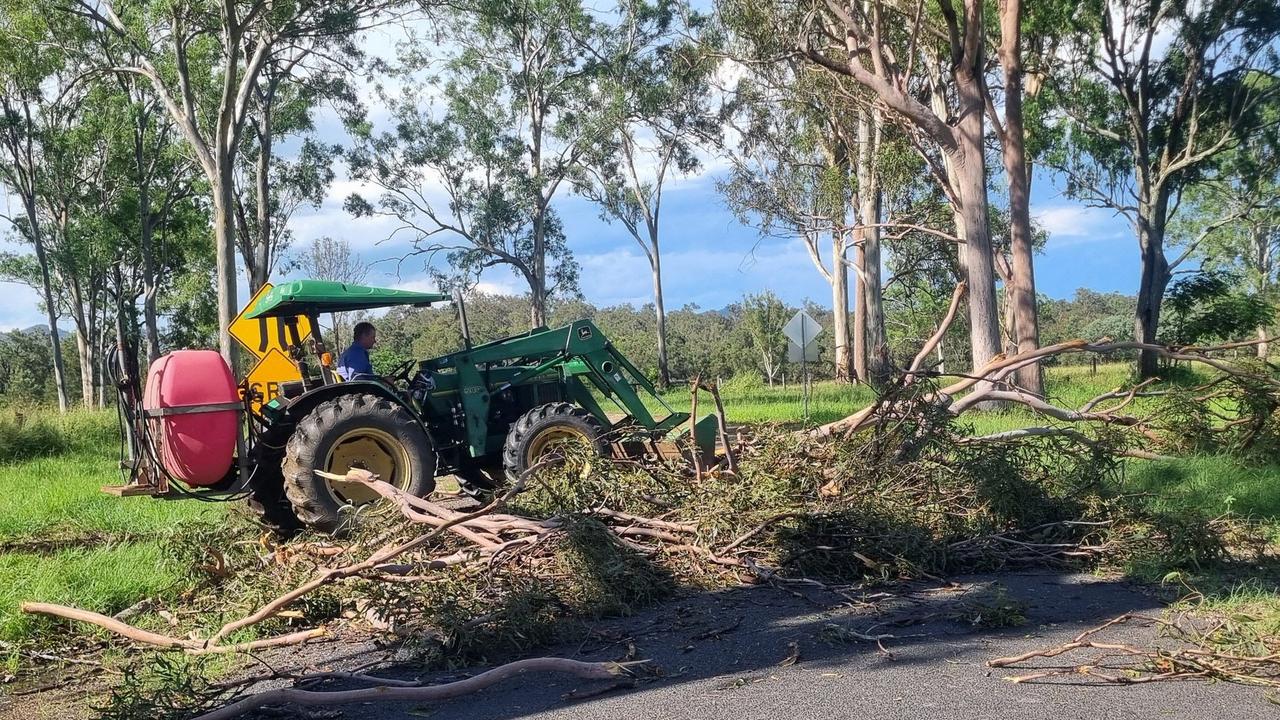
xmin=0 ymin=157 xmax=1142 ymax=332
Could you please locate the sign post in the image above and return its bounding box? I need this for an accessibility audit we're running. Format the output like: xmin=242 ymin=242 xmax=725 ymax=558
xmin=783 ymin=310 xmax=823 ymax=422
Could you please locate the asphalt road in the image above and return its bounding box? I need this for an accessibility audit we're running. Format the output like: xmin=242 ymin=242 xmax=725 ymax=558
xmin=233 ymin=572 xmax=1279 ymax=720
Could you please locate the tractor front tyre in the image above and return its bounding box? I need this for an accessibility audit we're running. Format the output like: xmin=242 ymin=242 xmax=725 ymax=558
xmin=282 ymin=393 xmax=436 ymax=534
xmin=502 ymin=402 xmax=606 ymax=485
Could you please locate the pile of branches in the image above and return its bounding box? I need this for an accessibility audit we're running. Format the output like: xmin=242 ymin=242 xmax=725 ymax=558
xmin=814 ymin=283 xmax=1280 ymax=465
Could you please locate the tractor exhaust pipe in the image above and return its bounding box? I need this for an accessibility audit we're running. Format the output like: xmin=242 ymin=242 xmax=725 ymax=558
xmin=454 ymin=289 xmax=472 ymax=350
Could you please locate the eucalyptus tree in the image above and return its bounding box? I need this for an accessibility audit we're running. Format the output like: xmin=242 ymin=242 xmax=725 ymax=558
xmin=90 ymin=57 xmax=203 ymax=363
xmin=741 ymin=290 xmax=790 ymax=385
xmin=721 ymin=0 xmax=1045 ymax=381
xmin=43 ymin=109 xmax=118 ymax=407
xmin=574 ymin=0 xmax=717 ymax=387
xmin=716 ymin=0 xmax=867 ymax=383
xmin=348 ymin=0 xmax=614 ymax=327
xmin=718 ymin=69 xmax=861 ymax=382
xmin=298 ymin=236 xmax=368 ymax=342
xmin=791 ymin=0 xmax=1003 ymax=375
xmin=0 ymin=82 xmax=123 ymax=409
xmin=1173 ymin=115 xmax=1280 ymax=357
xmin=234 ymin=33 xmax=362 ymax=292
xmin=1050 ymin=0 xmax=1280 ymax=377
xmin=73 ymin=0 xmax=400 ymax=362
xmin=344 ymin=82 xmax=582 ymax=319
xmin=0 ymin=1 xmax=78 ymax=410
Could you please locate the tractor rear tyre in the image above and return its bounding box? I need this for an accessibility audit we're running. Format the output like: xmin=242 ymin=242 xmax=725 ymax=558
xmin=282 ymin=393 xmax=437 ymax=534
xmin=502 ymin=402 xmax=605 ymax=484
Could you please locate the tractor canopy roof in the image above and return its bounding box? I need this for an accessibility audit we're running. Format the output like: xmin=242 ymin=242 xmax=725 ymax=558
xmin=247 ymin=280 xmax=452 ymax=319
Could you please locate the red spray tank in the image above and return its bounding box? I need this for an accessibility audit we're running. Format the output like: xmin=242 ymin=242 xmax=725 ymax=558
xmin=142 ymin=350 xmax=240 ymax=486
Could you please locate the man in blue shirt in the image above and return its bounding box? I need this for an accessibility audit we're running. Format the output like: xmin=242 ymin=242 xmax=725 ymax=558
xmin=336 ymin=322 xmax=376 ymax=380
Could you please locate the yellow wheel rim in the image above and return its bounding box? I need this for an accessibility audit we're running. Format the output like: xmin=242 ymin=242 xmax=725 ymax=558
xmin=324 ymin=428 xmax=412 ymax=505
xmin=526 ymin=426 xmax=593 ymax=473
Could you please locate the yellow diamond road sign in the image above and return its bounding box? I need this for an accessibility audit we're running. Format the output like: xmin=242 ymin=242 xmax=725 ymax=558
xmin=241 ymin=349 xmax=302 ymax=415
xmin=230 ymin=282 xmax=313 ymax=359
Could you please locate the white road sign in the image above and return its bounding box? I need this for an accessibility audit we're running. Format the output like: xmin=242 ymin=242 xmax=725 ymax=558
xmin=787 ymin=341 xmax=821 ymax=363
xmin=783 ymin=310 xmax=823 ymax=348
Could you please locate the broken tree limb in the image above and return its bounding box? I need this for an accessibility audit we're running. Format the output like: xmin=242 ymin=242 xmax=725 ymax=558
xmin=689 ymin=376 xmax=703 ymax=481
xmin=16 ymin=602 xmax=326 ymax=655
xmin=815 ymin=328 xmax=1278 ymax=445
xmin=192 ymin=657 xmax=656 ymax=720
xmin=956 ymin=427 xmax=1175 ymax=461
xmin=694 ymin=378 xmax=739 ymax=475
xmin=906 ymin=281 xmax=967 ymax=381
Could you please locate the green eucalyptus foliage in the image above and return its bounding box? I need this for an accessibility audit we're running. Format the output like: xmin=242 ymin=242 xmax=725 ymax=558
xmin=1164 ymin=270 xmax=1275 ymax=346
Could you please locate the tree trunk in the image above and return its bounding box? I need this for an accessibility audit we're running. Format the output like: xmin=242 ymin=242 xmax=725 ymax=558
xmin=856 ymin=108 xmax=888 ymax=387
xmin=852 ymin=241 xmax=866 ymax=383
xmin=139 ymin=209 xmax=161 ymax=364
xmin=861 ymin=206 xmax=888 ymax=387
xmin=1001 ymin=284 xmax=1017 ymax=354
xmin=65 ymin=272 xmax=97 ymax=410
xmin=997 ymin=0 xmax=1043 ymax=395
xmin=528 ymin=102 xmax=548 ymax=329
xmin=249 ymin=112 xmax=272 ymax=293
xmin=24 ymin=198 xmax=69 ymax=411
xmin=651 ymin=248 xmax=670 ymax=388
xmin=527 ymin=194 xmax=549 ymax=328
xmin=213 ymin=153 xmax=239 ymax=365
xmin=950 ymin=66 xmax=1002 ymax=372
xmin=529 ymin=281 xmax=548 ymax=328
xmin=1253 ymin=228 xmax=1270 ymax=360
xmin=132 ymin=118 xmax=162 ymax=365
xmin=97 ymin=308 xmax=109 ymax=409
xmin=1134 ymin=212 xmax=1170 ymax=378
xmin=74 ymin=325 xmax=93 ymax=410
xmin=831 ymin=230 xmax=852 ymax=383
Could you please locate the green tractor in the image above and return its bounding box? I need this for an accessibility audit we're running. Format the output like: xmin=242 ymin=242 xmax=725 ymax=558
xmin=114 ymin=280 xmax=716 ymax=534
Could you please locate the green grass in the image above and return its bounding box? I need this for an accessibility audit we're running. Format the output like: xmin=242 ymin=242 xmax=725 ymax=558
xmin=0 ymin=409 xmax=224 ymax=644
xmin=648 ymin=376 xmax=879 ymax=425
xmin=0 ymin=542 xmax=194 ymax=642
xmin=1127 ymin=456 xmax=1280 ymax=519
xmin=0 ymin=450 xmax=223 ymax=542
xmin=643 ymin=363 xmax=1151 ymax=428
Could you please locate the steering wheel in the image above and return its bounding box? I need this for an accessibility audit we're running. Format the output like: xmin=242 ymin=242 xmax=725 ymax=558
xmin=387 ymin=359 xmax=417 ymax=386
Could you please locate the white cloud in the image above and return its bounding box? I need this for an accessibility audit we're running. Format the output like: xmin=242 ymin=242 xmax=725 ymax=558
xmin=1034 ymin=204 xmax=1129 ymax=248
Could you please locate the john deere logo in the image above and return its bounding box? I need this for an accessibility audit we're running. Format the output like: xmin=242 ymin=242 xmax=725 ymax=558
xmin=577 ymin=327 xmax=593 ymax=340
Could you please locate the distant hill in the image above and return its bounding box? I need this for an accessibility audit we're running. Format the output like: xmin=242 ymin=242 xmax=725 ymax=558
xmin=18 ymin=325 xmax=72 ymax=339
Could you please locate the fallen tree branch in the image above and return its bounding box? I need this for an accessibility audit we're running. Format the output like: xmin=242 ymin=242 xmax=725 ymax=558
xmin=16 ymin=603 xmax=326 ymax=655
xmin=193 ymin=657 xmax=655 ymax=720
xmin=906 ymin=281 xmax=967 ymax=381
xmin=814 ymin=322 xmax=1278 ymax=449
